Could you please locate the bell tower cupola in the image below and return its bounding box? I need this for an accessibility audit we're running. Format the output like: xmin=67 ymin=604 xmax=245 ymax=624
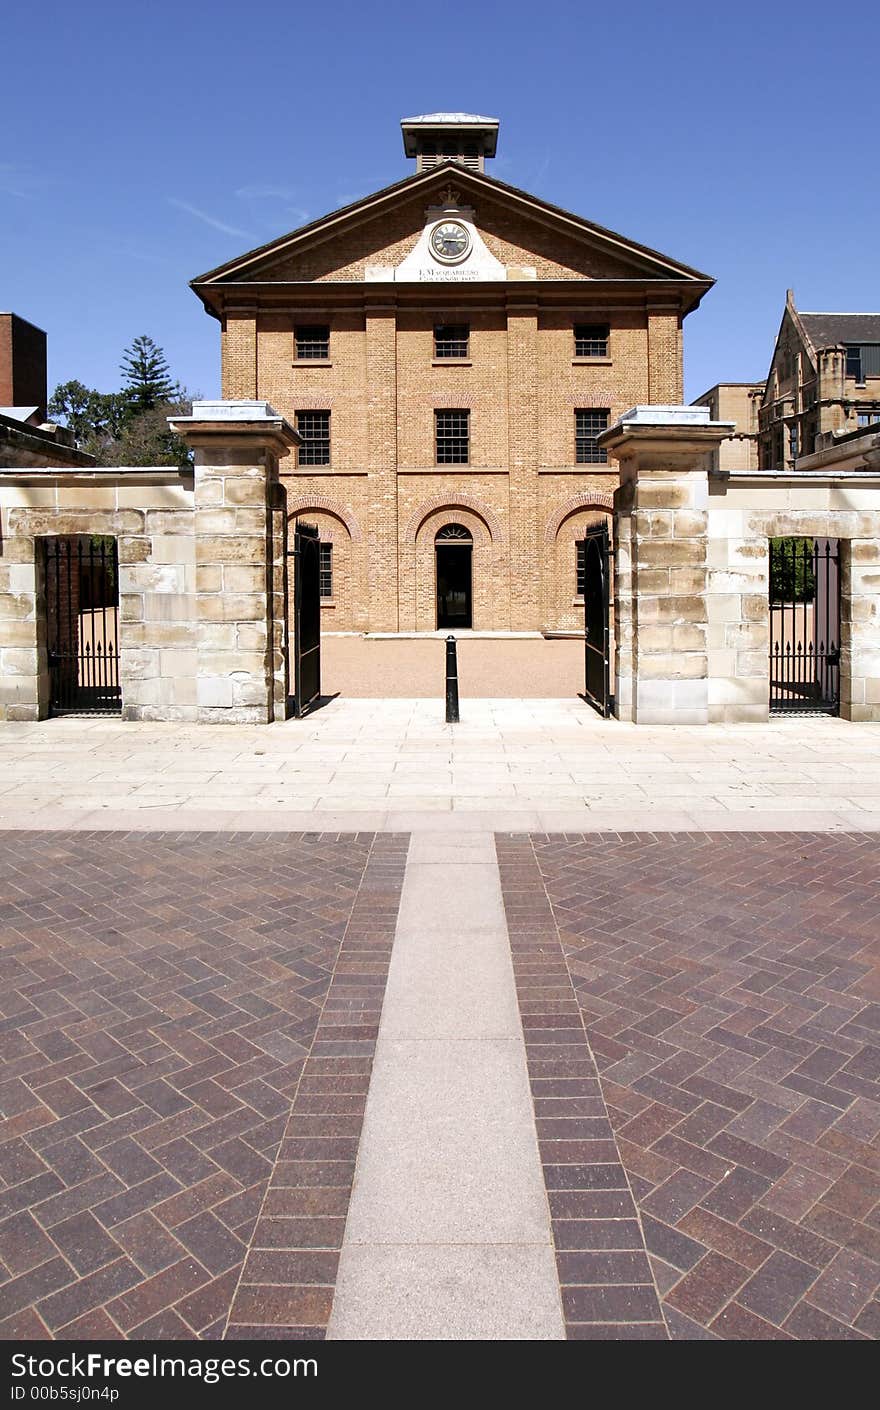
xmin=401 ymin=112 xmax=499 ymax=173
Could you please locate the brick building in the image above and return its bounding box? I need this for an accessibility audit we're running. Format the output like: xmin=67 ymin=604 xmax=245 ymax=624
xmin=0 ymin=313 xmax=94 ymax=469
xmin=759 ymin=290 xmax=880 ymax=469
xmin=191 ymin=114 xmax=713 ymax=634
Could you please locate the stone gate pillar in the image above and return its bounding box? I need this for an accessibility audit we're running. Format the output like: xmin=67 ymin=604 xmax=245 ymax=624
xmin=600 ymin=407 xmax=733 ymax=725
xmin=170 ymin=401 xmax=300 ymax=724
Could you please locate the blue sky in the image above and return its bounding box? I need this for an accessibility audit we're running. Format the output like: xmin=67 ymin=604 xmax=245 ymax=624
xmin=4 ymin=0 xmax=878 ymax=404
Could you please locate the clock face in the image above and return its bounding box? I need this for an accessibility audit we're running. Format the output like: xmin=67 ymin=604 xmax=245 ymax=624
xmin=430 ymin=221 xmax=471 ymax=263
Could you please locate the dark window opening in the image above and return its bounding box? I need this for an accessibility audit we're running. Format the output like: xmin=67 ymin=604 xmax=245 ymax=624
xmin=296 ymin=410 xmax=331 ymax=465
xmin=436 ymin=409 xmax=469 ymax=464
xmin=319 ymin=542 xmax=333 ymax=598
xmin=295 ymin=325 xmax=330 ymax=360
xmin=575 ymin=409 xmax=609 ymax=464
xmin=434 ymin=324 xmax=470 ymax=358
xmin=436 ymin=522 xmax=472 ymax=542
xmin=574 ymin=323 xmax=610 ymax=358
xmin=846 ymin=346 xmax=863 ymax=381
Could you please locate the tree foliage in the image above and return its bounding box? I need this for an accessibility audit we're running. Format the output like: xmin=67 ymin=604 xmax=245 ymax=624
xmin=48 ymin=337 xmax=193 ymax=468
xmin=92 ymin=391 xmax=193 ymax=468
xmin=769 ymin=538 xmax=816 ymax=603
xmin=47 ymin=381 xmax=128 ymax=447
xmin=119 ymin=335 xmax=177 ymax=412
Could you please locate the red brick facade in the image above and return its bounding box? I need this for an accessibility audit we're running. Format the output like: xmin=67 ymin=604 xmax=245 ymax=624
xmin=193 ymin=160 xmax=712 ymax=632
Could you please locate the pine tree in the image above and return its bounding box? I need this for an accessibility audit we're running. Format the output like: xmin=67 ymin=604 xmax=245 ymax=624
xmin=119 ymin=335 xmax=176 ymax=412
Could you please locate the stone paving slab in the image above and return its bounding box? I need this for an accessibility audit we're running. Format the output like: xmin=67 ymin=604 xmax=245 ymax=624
xmin=500 ymin=832 xmax=880 ymax=1340
xmin=327 ymin=836 xmax=564 ymax=1341
xmin=2 ymin=704 xmax=880 ymax=832
xmin=0 ymin=831 xmax=406 ymax=1340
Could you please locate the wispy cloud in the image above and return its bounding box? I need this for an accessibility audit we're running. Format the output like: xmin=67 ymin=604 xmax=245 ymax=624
xmin=0 ymin=164 xmax=44 ymax=199
xmin=167 ymin=198 xmax=252 ymax=239
xmin=235 ymin=185 xmax=311 ymax=226
xmin=235 ymin=184 xmax=297 ymax=201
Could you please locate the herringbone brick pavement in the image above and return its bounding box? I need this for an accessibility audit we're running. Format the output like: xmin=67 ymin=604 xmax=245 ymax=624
xmin=0 ymin=831 xmax=406 ymax=1340
xmin=520 ymin=832 xmax=880 ymax=1340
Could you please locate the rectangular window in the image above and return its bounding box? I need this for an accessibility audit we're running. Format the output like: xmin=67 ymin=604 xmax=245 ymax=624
xmin=574 ymin=324 xmax=610 ymax=358
xmin=296 ymin=410 xmax=330 ymax=465
xmin=435 ymin=409 xmax=469 ymax=464
xmin=434 ymin=324 xmax=469 ymax=358
xmin=575 ymin=409 xmax=609 ymax=464
xmin=319 ymin=542 xmax=333 ymax=598
xmin=788 ymin=424 xmax=799 ymax=461
xmin=576 ymin=541 xmax=585 ymax=597
xmin=858 ymin=411 xmax=880 ymax=426
xmin=846 ymin=346 xmax=863 ymax=381
xmin=295 ymin=325 xmax=330 ymax=360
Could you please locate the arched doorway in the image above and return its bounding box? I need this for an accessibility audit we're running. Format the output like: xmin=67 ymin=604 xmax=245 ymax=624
xmin=435 ymin=523 xmax=473 ymax=629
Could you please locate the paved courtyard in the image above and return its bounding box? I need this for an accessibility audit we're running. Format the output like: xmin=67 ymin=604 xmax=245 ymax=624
xmin=321 ymin=635 xmax=585 ymax=698
xmin=0 ymin=823 xmax=877 ymax=1339
xmin=2 ymin=701 xmax=880 ymax=833
xmin=0 ymin=701 xmax=878 ymax=1338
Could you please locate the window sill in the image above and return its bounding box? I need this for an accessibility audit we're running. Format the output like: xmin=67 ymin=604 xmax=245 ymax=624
xmin=432 ymin=358 xmax=472 ymax=367
xmin=292 ymin=359 xmax=332 ymax=368
xmin=572 ymin=357 xmax=612 ymax=366
xmin=320 ymin=599 xmax=336 ymax=608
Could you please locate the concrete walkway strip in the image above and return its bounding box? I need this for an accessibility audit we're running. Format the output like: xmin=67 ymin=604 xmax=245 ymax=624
xmin=327 ymin=832 xmax=565 ymax=1341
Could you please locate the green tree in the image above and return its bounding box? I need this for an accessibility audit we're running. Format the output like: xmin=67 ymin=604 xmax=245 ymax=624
xmin=119 ymin=335 xmax=177 ymax=412
xmin=91 ymin=390 xmax=194 ymax=468
xmin=770 ymin=538 xmax=815 ymax=602
xmin=48 ymin=381 xmax=129 ymax=449
xmin=49 ymin=337 xmax=191 ymax=465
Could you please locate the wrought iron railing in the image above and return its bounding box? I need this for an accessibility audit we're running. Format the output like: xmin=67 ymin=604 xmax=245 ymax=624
xmin=769 ymin=538 xmax=839 ymax=713
xmin=45 ymin=536 xmax=121 ymax=715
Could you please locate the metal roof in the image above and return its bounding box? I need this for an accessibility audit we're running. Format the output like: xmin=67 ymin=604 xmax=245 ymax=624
xmin=400 ymin=112 xmax=498 ymax=125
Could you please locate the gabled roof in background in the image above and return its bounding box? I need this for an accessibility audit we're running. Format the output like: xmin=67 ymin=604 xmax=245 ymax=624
xmin=799 ymin=312 xmax=880 ymax=349
xmin=191 ymin=163 xmax=713 ymax=289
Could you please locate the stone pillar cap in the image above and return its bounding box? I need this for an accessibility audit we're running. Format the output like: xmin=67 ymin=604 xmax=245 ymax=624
xmin=169 ymin=400 xmax=301 ymax=445
xmin=599 ymin=404 xmax=735 ymax=452
xmin=173 ymin=399 xmax=285 ymax=423
xmin=614 ymin=405 xmax=732 ymax=428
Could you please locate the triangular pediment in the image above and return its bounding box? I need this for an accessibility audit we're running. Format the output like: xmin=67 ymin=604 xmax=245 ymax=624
xmin=191 ymin=165 xmax=712 ymax=293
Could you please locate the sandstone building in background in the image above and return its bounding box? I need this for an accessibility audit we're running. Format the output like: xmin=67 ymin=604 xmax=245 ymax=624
xmin=759 ymin=290 xmax=880 ymax=469
xmin=691 ymin=382 xmax=761 ymax=472
xmin=190 ymin=114 xmax=714 ymax=634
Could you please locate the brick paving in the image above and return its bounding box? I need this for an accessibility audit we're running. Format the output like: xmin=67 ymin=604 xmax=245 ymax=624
xmin=505 ymin=832 xmax=880 ymax=1340
xmin=0 ymin=831 xmax=406 ymax=1340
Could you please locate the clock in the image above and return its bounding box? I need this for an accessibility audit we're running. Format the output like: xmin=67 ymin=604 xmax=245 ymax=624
xmin=430 ymin=220 xmax=471 ymax=264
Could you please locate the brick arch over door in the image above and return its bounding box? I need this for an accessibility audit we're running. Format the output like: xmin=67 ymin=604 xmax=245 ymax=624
xmin=543 ymin=491 xmax=614 ymax=544
xmin=541 ymin=495 xmax=614 ymax=635
xmin=287 ymin=496 xmax=363 ymax=543
xmin=404 ymin=493 xmax=503 ymax=546
xmin=287 ymin=499 xmax=367 ymax=631
xmin=403 ymin=503 xmax=509 ymax=631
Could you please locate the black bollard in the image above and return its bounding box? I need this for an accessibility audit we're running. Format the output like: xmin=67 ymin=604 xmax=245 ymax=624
xmin=445 ymin=634 xmax=460 ymax=723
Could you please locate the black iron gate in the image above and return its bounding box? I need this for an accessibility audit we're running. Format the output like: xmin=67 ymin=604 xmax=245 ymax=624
xmin=769 ymin=537 xmax=840 ymax=714
xmin=292 ymin=522 xmax=321 ymax=717
xmin=580 ymin=523 xmax=612 ymax=718
xmin=45 ymin=536 xmax=121 ymax=715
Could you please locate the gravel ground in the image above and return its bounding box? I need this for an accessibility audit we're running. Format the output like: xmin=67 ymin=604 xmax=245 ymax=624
xmin=320 ymin=635 xmax=584 ymax=697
